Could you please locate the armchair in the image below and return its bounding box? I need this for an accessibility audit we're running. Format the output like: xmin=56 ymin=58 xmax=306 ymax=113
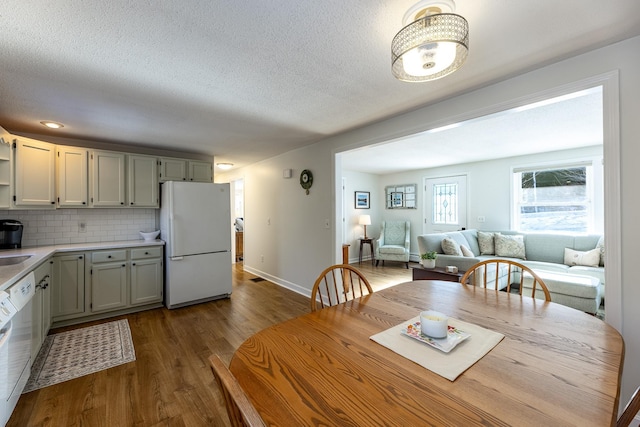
xmin=375 ymin=221 xmax=410 ymax=268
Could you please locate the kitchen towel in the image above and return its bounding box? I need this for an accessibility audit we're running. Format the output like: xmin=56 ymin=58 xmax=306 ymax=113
xmin=370 ymin=316 xmax=504 ymax=381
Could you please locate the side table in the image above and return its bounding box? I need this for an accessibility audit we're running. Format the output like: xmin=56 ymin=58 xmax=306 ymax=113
xmin=359 ymin=238 xmax=375 ymax=265
xmin=412 ymin=266 xmax=463 ymax=282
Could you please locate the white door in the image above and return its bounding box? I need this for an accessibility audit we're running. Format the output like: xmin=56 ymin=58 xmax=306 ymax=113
xmin=167 ymin=182 xmax=231 ymax=256
xmin=423 ymin=175 xmax=468 ymax=234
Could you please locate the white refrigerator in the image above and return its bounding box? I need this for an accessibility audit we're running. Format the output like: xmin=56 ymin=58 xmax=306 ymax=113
xmin=160 ymin=181 xmax=232 ymax=309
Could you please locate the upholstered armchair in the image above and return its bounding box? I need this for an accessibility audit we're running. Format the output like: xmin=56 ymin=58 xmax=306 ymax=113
xmin=375 ymin=221 xmax=411 ymax=268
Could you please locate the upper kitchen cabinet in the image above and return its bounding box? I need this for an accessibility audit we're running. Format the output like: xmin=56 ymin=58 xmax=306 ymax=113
xmin=188 ymin=160 xmax=213 ymax=182
xmin=159 ymin=158 xmax=212 ymax=182
xmin=127 ymin=154 xmax=158 ymax=207
xmin=90 ymin=150 xmax=125 ymax=207
xmin=13 ymin=136 xmax=56 ymax=208
xmin=159 ymin=157 xmax=187 ymax=182
xmin=56 ymin=146 xmax=88 ymax=207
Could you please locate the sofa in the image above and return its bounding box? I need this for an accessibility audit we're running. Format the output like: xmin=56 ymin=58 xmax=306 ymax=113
xmin=416 ymin=229 xmax=605 ymax=314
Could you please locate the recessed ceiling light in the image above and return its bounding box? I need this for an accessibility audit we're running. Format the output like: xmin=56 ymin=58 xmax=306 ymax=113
xmin=216 ymin=163 xmax=234 ymax=170
xmin=40 ymin=121 xmax=64 ymax=129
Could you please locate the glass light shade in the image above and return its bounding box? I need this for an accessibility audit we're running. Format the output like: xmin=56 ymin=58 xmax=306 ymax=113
xmin=359 ymin=215 xmax=371 ymax=226
xmin=392 ymin=13 xmax=468 ymax=82
xmin=217 ymin=163 xmax=234 ymax=170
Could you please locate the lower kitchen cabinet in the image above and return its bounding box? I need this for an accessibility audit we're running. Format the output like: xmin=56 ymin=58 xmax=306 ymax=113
xmin=51 ymin=253 xmax=86 ymax=322
xmin=130 ymin=247 xmax=163 ymax=305
xmin=90 ymin=260 xmax=128 ymax=313
xmin=51 ymin=245 xmax=163 ymax=327
xmin=31 ymin=258 xmax=52 ymax=361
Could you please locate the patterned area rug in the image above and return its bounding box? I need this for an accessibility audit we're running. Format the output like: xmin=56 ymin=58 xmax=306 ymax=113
xmin=23 ymin=319 xmax=136 ymax=393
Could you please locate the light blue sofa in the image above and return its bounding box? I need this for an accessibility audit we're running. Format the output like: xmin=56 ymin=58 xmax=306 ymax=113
xmin=416 ymin=229 xmax=604 ymax=314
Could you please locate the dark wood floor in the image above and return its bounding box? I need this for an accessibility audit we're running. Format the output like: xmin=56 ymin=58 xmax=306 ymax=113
xmin=8 ymin=261 xmax=414 ymax=427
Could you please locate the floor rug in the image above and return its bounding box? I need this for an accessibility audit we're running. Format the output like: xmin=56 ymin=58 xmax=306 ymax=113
xmin=23 ymin=319 xmax=136 ymax=393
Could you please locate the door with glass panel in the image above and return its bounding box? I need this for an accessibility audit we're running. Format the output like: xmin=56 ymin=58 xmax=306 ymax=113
xmin=423 ymin=175 xmax=468 ymax=234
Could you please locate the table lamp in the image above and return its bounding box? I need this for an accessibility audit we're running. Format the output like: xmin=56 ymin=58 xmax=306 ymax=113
xmin=359 ymin=215 xmax=371 ymax=239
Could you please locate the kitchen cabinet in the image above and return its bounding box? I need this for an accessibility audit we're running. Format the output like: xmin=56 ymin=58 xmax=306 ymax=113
xmin=90 ymin=150 xmax=125 ymax=206
xmin=188 ymin=160 xmax=213 ymax=182
xmin=31 ymin=259 xmax=52 ymax=361
xmin=159 ymin=157 xmax=187 ymax=182
xmin=90 ymin=250 xmax=128 ymax=312
xmin=51 ymin=253 xmax=86 ymax=321
xmin=0 ymin=141 xmax=10 ymax=208
xmin=13 ymin=136 xmax=56 ymax=208
xmin=57 ymin=145 xmax=88 ymax=207
xmin=130 ymin=247 xmax=163 ymax=305
xmin=127 ymin=154 xmax=158 ymax=207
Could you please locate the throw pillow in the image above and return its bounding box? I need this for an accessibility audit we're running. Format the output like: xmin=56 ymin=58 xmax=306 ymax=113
xmin=478 ymin=231 xmax=498 ymax=255
xmin=441 ymin=237 xmax=463 ymax=256
xmin=494 ymin=234 xmax=526 ymax=259
xmin=596 ymin=235 xmax=605 ymax=266
xmin=460 ymin=245 xmax=474 ymax=257
xmin=564 ymin=248 xmax=601 ymax=267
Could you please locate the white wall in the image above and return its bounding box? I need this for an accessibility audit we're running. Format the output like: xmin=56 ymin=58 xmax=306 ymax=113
xmin=341 ymin=170 xmax=379 ymax=262
xmin=219 ymin=35 xmax=640 ymax=410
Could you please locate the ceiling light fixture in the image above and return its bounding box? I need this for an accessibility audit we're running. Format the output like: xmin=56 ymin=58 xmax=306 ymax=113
xmin=216 ymin=163 xmax=234 ymax=170
xmin=40 ymin=121 xmax=64 ymax=129
xmin=391 ymin=0 xmax=468 ymax=82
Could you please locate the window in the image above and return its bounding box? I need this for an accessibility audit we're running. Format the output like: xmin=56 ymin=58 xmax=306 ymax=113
xmin=513 ymin=162 xmax=594 ymax=233
xmin=432 ymin=183 xmax=458 ymax=225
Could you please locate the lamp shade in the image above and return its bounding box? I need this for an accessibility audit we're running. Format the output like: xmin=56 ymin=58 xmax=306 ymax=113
xmin=359 ymin=215 xmax=371 ymax=226
xmin=392 ymin=0 xmax=468 ymax=82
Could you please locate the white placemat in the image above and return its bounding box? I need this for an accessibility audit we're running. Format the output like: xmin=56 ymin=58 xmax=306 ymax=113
xmin=370 ymin=316 xmax=504 ymax=381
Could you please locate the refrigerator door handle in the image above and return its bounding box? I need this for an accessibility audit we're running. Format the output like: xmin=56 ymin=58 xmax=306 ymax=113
xmin=171 ymin=256 xmax=184 ymax=261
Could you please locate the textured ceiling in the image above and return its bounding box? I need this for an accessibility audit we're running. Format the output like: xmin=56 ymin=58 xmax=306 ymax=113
xmin=0 ymin=1 xmax=639 ymax=170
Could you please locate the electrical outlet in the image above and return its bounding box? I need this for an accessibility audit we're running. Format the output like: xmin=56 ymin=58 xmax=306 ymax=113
xmin=477 ymin=216 xmax=486 ymax=223
xmin=78 ymin=221 xmax=87 ymax=233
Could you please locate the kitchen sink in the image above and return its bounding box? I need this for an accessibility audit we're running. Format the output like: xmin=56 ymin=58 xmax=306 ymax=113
xmin=0 ymin=255 xmax=32 ymax=266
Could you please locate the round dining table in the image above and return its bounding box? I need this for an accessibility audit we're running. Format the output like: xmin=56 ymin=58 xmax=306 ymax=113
xmin=229 ymin=280 xmax=624 ymax=426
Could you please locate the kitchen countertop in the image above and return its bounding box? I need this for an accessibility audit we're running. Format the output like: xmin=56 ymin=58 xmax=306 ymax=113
xmin=0 ymin=239 xmax=165 ymax=293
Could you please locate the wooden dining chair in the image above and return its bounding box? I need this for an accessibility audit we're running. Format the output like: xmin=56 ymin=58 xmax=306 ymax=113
xmin=617 ymin=386 xmax=640 ymax=427
xmin=460 ymin=259 xmax=552 ymax=301
xmin=209 ymin=354 xmax=266 ymax=427
xmin=310 ymin=264 xmax=373 ymax=311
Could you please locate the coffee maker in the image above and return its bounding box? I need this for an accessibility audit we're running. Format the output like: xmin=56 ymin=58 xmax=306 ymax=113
xmin=0 ymin=220 xmax=23 ymax=249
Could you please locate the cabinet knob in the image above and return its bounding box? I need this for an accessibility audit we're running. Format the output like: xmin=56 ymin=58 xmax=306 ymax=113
xmin=82 ymin=201 xmax=86 ymax=205
xmin=121 ymin=202 xmax=124 ymax=205
xmin=130 ymin=202 xmax=134 ymax=205
xmin=122 ymin=264 xmax=126 ymax=267
xmin=79 ymin=256 xmax=83 ymax=259
xmin=132 ymin=263 xmax=136 ymax=266
xmin=145 ymin=252 xmax=149 ymax=255
xmin=51 ymin=201 xmax=55 ymax=204
xmin=108 ymin=255 xmax=112 ymax=258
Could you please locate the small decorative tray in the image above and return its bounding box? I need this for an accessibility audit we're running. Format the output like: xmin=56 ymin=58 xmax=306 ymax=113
xmin=401 ymin=322 xmax=471 ymax=353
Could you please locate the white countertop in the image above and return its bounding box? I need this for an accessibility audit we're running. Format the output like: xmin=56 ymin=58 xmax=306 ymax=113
xmin=0 ymin=239 xmax=165 ymax=292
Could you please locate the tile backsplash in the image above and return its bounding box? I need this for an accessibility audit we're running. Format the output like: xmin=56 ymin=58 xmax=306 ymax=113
xmin=0 ymin=209 xmax=158 ymax=247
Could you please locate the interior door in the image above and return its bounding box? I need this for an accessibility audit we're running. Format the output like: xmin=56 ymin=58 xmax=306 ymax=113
xmin=423 ymin=175 xmax=468 ymax=234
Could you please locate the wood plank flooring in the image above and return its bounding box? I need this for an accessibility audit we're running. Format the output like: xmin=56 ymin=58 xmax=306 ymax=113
xmin=8 ymin=261 xmax=414 ymax=427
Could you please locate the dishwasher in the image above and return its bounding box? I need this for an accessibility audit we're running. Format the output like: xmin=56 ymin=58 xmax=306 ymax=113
xmin=0 ymin=272 xmax=35 ymax=427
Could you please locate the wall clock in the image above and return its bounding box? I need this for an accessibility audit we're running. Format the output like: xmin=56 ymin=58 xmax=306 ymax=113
xmin=300 ymin=169 xmax=313 ymax=195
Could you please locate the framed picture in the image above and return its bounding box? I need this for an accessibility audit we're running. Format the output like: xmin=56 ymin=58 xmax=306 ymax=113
xmin=355 ymin=191 xmax=370 ymax=209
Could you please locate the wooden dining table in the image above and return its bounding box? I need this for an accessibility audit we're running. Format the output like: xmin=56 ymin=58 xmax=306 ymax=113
xmin=229 ymin=280 xmax=624 ymax=426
